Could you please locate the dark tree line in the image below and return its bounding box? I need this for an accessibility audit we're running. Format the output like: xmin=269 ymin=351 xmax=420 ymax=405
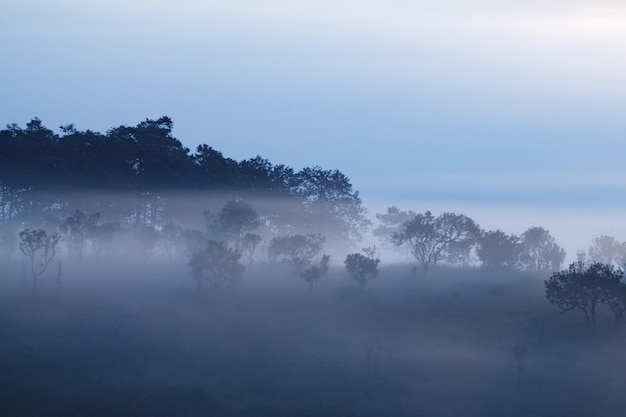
xmin=0 ymin=117 xmax=368 ymax=251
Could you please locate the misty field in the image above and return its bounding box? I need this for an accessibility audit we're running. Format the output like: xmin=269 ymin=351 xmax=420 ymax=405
xmin=1 ymin=261 xmax=625 ymax=417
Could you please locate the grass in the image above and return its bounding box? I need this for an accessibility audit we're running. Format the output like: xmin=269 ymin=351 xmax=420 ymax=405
xmin=0 ymin=260 xmax=625 ymax=416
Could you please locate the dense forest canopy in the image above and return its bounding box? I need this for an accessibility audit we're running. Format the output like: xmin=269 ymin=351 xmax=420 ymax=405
xmin=0 ymin=116 xmax=369 ymax=251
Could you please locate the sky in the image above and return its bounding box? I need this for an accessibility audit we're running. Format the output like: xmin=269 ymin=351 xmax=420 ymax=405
xmin=1 ymin=0 xmax=626 ymax=254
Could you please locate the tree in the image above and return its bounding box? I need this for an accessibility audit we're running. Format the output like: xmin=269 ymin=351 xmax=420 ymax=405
xmin=545 ymin=261 xmax=623 ymax=328
xmin=267 ymin=233 xmax=325 ymax=273
xmin=373 ymin=206 xmax=416 ymax=258
xmin=19 ymin=229 xmax=62 ymax=292
xmin=511 ymin=343 xmax=528 ymax=389
xmin=344 ymin=247 xmax=380 ymax=290
xmin=301 ymin=254 xmax=331 ymax=290
xmin=520 ymin=227 xmax=566 ymax=272
xmin=189 ymin=240 xmax=244 ymax=291
xmin=160 ymin=220 xmax=183 ymax=260
xmin=588 ymin=235 xmax=625 ymax=266
xmin=241 ymin=233 xmax=262 ymax=266
xmin=210 ymin=200 xmax=260 ymax=251
xmin=60 ymin=209 xmax=100 ymax=258
xmin=292 ymin=167 xmax=370 ymax=251
xmin=476 ymin=229 xmax=522 ymax=270
xmin=87 ymin=222 xmax=121 ymax=258
xmin=393 ymin=211 xmax=480 ymax=277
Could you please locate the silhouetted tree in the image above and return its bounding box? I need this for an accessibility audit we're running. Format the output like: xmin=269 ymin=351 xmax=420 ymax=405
xmin=545 ymin=261 xmax=622 ymax=328
xmin=18 ymin=229 xmax=62 ymax=292
xmin=292 ymin=167 xmax=370 ymax=250
xmin=520 ymin=227 xmax=566 ymax=272
xmin=393 ymin=211 xmax=480 ymax=277
xmin=189 ymin=240 xmax=244 ymax=291
xmin=476 ymin=229 xmax=522 ymax=270
xmin=344 ymin=247 xmax=380 ymax=290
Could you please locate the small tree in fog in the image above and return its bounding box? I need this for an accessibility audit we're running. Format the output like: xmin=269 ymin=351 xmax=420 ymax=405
xmin=344 ymin=247 xmax=380 ymax=290
xmin=301 ymin=266 xmax=322 ymax=290
xmin=210 ymin=200 xmax=260 ymax=251
xmin=241 ymin=233 xmax=262 ymax=265
xmin=511 ymin=343 xmax=528 ymax=388
xmin=319 ymin=254 xmax=330 ymax=285
xmin=60 ymin=209 xmax=100 ymax=258
xmin=588 ymin=235 xmax=625 ymax=266
xmin=19 ymin=229 xmax=62 ymax=292
xmin=373 ymin=206 xmax=416 ymax=258
xmin=301 ymin=254 xmax=331 ymax=290
xmin=189 ymin=240 xmax=244 ymax=291
xmin=160 ymin=220 xmax=183 ymax=260
xmin=393 ymin=211 xmax=480 ymax=277
xmin=87 ymin=222 xmax=121 ymax=258
xmin=476 ymin=230 xmax=522 ymax=270
xmin=267 ymin=233 xmax=325 ymax=273
xmin=520 ymin=226 xmax=565 ymax=272
xmin=545 ymin=261 xmax=623 ymax=328
xmin=608 ymin=282 xmax=626 ymax=324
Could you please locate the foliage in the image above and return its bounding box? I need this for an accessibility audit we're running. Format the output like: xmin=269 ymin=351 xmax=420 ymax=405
xmin=189 ymin=240 xmax=244 ymax=291
xmin=393 ymin=211 xmax=480 ymax=277
xmin=60 ymin=209 xmax=100 ymax=258
xmin=476 ymin=229 xmax=522 ymax=270
xmin=159 ymin=220 xmax=183 ymax=259
xmin=292 ymin=167 xmax=370 ymax=250
xmin=520 ymin=227 xmax=566 ymax=272
xmin=373 ymin=206 xmax=416 ymax=257
xmin=301 ymin=254 xmax=331 ymax=290
xmin=87 ymin=222 xmax=121 ymax=258
xmin=18 ymin=228 xmax=62 ymax=291
xmin=588 ymin=235 xmax=625 ymax=266
xmin=344 ymin=247 xmax=380 ymax=290
xmin=210 ymin=199 xmax=260 ymax=250
xmin=545 ymin=261 xmax=623 ymax=328
xmin=267 ymin=233 xmax=325 ymax=273
xmin=241 ymin=233 xmax=262 ymax=265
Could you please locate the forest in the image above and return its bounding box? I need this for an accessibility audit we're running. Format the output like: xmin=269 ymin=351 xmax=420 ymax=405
xmin=2 ymin=117 xmax=626 ymax=417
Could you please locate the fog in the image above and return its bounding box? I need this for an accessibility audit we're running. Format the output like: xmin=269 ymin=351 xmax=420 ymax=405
xmin=2 ymin=191 xmax=626 ymax=417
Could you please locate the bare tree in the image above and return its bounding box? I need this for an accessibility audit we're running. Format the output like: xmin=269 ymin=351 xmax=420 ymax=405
xmin=19 ymin=229 xmax=62 ymax=292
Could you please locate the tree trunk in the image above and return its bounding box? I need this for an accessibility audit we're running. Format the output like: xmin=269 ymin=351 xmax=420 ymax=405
xmin=590 ymin=305 xmax=596 ymax=328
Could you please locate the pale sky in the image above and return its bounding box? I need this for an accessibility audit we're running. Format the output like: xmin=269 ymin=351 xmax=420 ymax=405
xmin=2 ymin=0 xmax=625 ymax=253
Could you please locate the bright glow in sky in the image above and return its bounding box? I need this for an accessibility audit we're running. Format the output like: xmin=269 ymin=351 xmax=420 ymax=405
xmin=1 ymin=0 xmax=625 ymax=254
